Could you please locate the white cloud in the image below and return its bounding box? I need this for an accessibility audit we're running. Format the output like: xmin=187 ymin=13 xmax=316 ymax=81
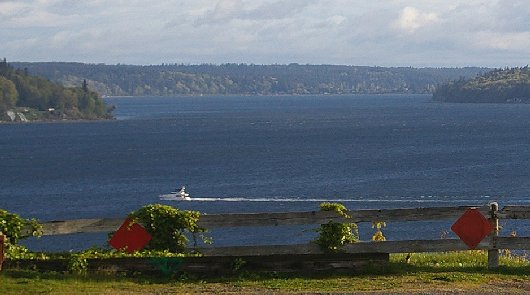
xmin=395 ymin=6 xmax=439 ymax=33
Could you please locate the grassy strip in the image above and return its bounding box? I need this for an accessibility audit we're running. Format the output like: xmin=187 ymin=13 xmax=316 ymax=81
xmin=2 ymin=251 xmax=530 ymax=294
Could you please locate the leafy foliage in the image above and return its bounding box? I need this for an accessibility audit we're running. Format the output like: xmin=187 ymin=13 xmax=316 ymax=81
xmin=128 ymin=204 xmax=211 ymax=253
xmin=371 ymin=221 xmax=387 ymax=241
xmin=0 ymin=209 xmax=42 ymax=245
xmin=231 ymin=257 xmax=247 ymax=273
xmin=314 ymin=203 xmax=359 ymax=252
xmin=4 ymin=244 xmax=48 ymax=260
xmin=0 ymin=209 xmax=43 ymax=264
xmin=4 ymin=245 xmax=196 ymax=273
xmin=319 ymin=202 xmax=350 ymax=218
xmin=433 ymin=66 xmax=530 ymax=103
xmin=65 ymin=247 xmax=190 ymax=273
xmin=11 ymin=62 xmax=487 ymax=96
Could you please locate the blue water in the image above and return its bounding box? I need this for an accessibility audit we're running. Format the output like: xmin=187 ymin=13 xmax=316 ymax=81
xmin=2 ymin=94 xmax=530 ymax=251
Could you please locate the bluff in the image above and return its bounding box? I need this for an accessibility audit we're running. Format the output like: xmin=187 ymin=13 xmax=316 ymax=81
xmin=433 ymin=67 xmax=530 ymax=103
xmin=0 ymin=59 xmax=113 ymax=122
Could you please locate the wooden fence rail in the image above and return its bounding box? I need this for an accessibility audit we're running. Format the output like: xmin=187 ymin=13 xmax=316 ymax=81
xmin=197 ymin=237 xmax=530 ymax=256
xmin=9 ymin=203 xmax=530 ymax=270
xmin=33 ymin=205 xmax=491 ymax=236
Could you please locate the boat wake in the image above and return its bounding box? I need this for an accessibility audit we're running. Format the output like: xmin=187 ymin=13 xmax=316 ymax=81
xmin=160 ymin=196 xmax=354 ymax=202
xmin=159 ymin=195 xmax=490 ymax=203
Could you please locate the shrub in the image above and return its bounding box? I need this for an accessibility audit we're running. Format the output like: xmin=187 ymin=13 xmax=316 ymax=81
xmin=0 ymin=209 xmax=42 ymax=245
xmin=128 ymin=204 xmax=211 ymax=253
xmin=314 ymin=202 xmax=358 ymax=252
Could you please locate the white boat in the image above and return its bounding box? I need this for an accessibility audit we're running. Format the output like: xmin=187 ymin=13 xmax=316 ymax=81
xmin=159 ymin=186 xmax=191 ymax=201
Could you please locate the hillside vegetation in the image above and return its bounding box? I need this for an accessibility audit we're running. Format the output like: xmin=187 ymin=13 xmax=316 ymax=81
xmin=12 ymin=62 xmax=486 ymax=97
xmin=433 ymin=66 xmax=530 ymax=103
xmin=0 ymin=59 xmax=113 ymax=122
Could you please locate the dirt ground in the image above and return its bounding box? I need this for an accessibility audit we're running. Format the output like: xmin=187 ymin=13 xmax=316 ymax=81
xmin=170 ymin=279 xmax=530 ymax=295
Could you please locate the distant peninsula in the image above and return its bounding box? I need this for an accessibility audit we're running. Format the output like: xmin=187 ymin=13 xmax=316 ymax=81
xmin=432 ymin=67 xmax=530 ymax=103
xmin=11 ymin=62 xmax=487 ymax=97
xmin=1 ymin=59 xmax=113 ymax=122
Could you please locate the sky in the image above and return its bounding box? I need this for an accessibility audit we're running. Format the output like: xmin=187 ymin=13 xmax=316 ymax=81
xmin=1 ymin=0 xmax=529 ymax=67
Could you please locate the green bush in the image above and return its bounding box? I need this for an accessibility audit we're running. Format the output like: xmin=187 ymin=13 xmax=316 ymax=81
xmin=128 ymin=204 xmax=211 ymax=253
xmin=0 ymin=209 xmax=43 ymax=260
xmin=0 ymin=209 xmax=42 ymax=245
xmin=314 ymin=203 xmax=359 ymax=252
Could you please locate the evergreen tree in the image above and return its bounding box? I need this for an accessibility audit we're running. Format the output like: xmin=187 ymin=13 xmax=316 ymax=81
xmin=0 ymin=76 xmax=18 ymax=110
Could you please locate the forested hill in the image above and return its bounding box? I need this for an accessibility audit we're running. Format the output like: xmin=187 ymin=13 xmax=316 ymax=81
xmin=12 ymin=62 xmax=486 ymax=97
xmin=0 ymin=59 xmax=113 ymax=122
xmin=433 ymin=67 xmax=530 ymax=103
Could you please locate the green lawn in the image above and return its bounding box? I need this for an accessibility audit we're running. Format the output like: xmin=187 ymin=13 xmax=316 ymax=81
xmin=2 ymin=252 xmax=530 ymax=294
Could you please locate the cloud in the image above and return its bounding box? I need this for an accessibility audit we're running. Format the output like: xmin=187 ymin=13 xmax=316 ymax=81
xmin=474 ymin=32 xmax=530 ymax=51
xmin=1 ymin=0 xmax=529 ymax=67
xmin=195 ymin=0 xmax=314 ymax=25
xmin=395 ymin=6 xmax=439 ymax=33
xmin=198 ymin=0 xmax=242 ymax=24
xmin=327 ymin=15 xmax=346 ymax=26
xmin=0 ymin=0 xmax=85 ymax=28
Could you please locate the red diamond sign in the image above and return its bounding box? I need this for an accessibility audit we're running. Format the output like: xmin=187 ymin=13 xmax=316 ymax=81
xmin=109 ymin=218 xmax=152 ymax=253
xmin=451 ymin=208 xmax=493 ymax=249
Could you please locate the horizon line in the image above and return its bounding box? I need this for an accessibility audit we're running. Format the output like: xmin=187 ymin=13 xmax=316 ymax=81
xmin=8 ymin=60 xmax=499 ymax=69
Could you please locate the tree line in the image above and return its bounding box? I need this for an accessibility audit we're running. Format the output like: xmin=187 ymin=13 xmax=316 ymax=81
xmin=1 ymin=59 xmax=112 ymax=121
xmin=11 ymin=62 xmax=487 ymax=97
xmin=432 ymin=67 xmax=530 ymax=103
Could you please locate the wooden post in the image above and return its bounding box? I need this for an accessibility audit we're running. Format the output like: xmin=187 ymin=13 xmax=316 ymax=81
xmin=488 ymin=202 xmax=500 ymax=269
xmin=0 ymin=232 xmax=5 ymax=271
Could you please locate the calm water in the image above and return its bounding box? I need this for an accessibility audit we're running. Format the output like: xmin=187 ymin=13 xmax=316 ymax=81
xmin=2 ymin=94 xmax=530 ymax=250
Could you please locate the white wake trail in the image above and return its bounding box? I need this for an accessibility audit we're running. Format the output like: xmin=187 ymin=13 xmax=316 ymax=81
xmin=159 ymin=195 xmax=488 ymax=203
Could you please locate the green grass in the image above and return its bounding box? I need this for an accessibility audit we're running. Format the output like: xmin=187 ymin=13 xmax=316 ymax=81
xmin=2 ymin=251 xmax=530 ymax=294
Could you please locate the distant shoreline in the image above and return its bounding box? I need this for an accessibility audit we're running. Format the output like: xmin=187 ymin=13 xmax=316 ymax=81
xmin=104 ymin=93 xmax=431 ymax=98
xmin=1 ymin=108 xmax=114 ymax=124
xmin=12 ymin=62 xmax=487 ymax=97
xmin=0 ymin=117 xmax=115 ymax=124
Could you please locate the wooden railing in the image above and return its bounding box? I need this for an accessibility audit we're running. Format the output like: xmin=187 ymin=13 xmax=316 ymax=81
xmin=12 ymin=203 xmax=530 ymax=269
